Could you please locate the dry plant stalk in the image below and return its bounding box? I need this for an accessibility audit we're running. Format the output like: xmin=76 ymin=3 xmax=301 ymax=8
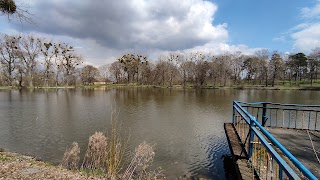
xmin=0 ymin=0 xmax=36 ymax=25
xmin=82 ymin=131 xmax=108 ymax=171
xmin=106 ymin=108 xmax=128 ymax=179
xmin=137 ymin=167 xmax=165 ymax=180
xmin=122 ymin=141 xmax=156 ymax=179
xmin=61 ymin=142 xmax=80 ymax=170
xmin=61 ymin=106 xmax=165 ymax=179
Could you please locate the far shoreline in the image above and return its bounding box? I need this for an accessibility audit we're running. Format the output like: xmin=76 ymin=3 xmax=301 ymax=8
xmin=1 ymin=84 xmax=320 ymax=91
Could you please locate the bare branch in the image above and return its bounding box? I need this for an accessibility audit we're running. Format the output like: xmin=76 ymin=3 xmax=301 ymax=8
xmin=0 ymin=0 xmax=37 ymax=26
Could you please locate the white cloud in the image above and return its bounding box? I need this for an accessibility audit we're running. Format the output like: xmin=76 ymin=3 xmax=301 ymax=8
xmin=301 ymin=1 xmax=320 ymax=19
xmin=272 ymin=36 xmax=287 ymax=43
xmin=5 ymin=0 xmax=262 ymax=65
xmin=14 ymin=0 xmax=228 ymax=51
xmin=291 ymin=23 xmax=320 ymax=52
xmin=181 ymin=41 xmax=261 ymax=56
xmin=290 ymin=1 xmax=320 ymax=53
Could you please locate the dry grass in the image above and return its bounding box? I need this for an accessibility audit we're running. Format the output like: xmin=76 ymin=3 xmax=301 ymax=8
xmin=82 ymin=132 xmax=108 ymax=172
xmin=123 ymin=141 xmax=165 ymax=179
xmin=0 ymin=151 xmax=106 ymax=179
xmin=106 ymin=108 xmax=128 ymax=179
xmin=61 ymin=142 xmax=80 ymax=170
xmin=61 ymin=108 xmax=165 ymax=179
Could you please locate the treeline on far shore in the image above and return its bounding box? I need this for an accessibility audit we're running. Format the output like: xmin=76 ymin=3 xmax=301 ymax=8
xmin=1 ymin=33 xmax=320 ymax=89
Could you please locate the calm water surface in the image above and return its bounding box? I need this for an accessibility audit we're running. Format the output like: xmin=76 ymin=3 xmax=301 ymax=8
xmin=1 ymin=88 xmax=320 ymax=179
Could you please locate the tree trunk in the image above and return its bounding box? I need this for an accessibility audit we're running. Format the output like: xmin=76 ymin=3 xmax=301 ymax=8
xmin=272 ymin=74 xmax=276 ymax=87
xmin=183 ymin=70 xmax=186 ymax=88
xmin=29 ymin=74 xmax=34 ymax=88
xmin=265 ymin=72 xmax=268 ymax=87
xmin=162 ymin=70 xmax=165 ymax=86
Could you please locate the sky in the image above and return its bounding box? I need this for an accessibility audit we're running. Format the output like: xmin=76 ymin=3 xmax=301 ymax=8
xmin=0 ymin=0 xmax=320 ymax=66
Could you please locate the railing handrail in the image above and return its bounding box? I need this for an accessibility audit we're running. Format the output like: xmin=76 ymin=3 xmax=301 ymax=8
xmin=233 ymin=101 xmax=318 ymax=180
xmin=238 ymin=101 xmax=320 ymax=108
xmin=234 ymin=102 xmax=300 ymax=178
xmin=241 ymin=105 xmax=320 ymax=112
xmin=250 ymin=125 xmax=299 ymax=179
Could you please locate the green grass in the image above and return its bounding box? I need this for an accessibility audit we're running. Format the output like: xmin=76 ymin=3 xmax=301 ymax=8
xmin=2 ymin=79 xmax=320 ymax=90
xmin=0 ymin=86 xmax=18 ymax=90
xmin=80 ymin=85 xmax=104 ymax=88
xmin=0 ymin=154 xmax=13 ymax=161
xmin=0 ymin=86 xmax=76 ymax=90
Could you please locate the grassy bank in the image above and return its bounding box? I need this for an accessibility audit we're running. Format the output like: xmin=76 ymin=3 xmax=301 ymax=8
xmin=80 ymin=84 xmax=320 ymax=90
xmin=0 ymin=109 xmax=164 ymax=179
xmin=0 ymin=150 xmax=104 ymax=179
xmin=1 ymin=82 xmax=320 ymax=91
xmin=234 ymin=85 xmax=320 ymax=90
xmin=0 ymin=86 xmax=18 ymax=90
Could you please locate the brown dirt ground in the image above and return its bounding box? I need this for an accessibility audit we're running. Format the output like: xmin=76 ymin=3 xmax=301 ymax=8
xmin=0 ymin=151 xmax=105 ymax=180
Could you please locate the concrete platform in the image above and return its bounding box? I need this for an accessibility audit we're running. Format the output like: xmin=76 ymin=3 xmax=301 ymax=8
xmin=266 ymin=127 xmax=320 ymax=179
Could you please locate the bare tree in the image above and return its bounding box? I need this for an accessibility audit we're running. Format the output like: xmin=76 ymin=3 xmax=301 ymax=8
xmin=109 ymin=61 xmax=124 ymax=83
xmin=118 ymin=54 xmax=147 ymax=83
xmin=269 ymin=52 xmax=284 ymax=86
xmin=308 ymin=48 xmax=320 ymax=85
xmin=153 ymin=57 xmax=168 ymax=86
xmin=16 ymin=35 xmax=42 ymax=88
xmin=99 ymin=64 xmax=111 ymax=83
xmin=40 ymin=41 xmax=58 ymax=87
xmin=56 ymin=43 xmax=83 ymax=86
xmin=242 ymin=56 xmax=260 ymax=84
xmin=230 ymin=51 xmax=244 ymax=85
xmin=167 ymin=52 xmax=180 ymax=87
xmin=138 ymin=60 xmax=152 ymax=84
xmin=178 ymin=53 xmax=195 ymax=88
xmin=208 ymin=56 xmax=219 ymax=87
xmin=15 ymin=60 xmax=24 ymax=88
xmin=0 ymin=0 xmax=36 ymax=24
xmin=189 ymin=52 xmax=209 ymax=87
xmin=81 ymin=65 xmax=99 ymax=85
xmin=289 ymin=53 xmax=308 ymax=83
xmin=215 ymin=54 xmax=232 ymax=86
xmin=0 ymin=34 xmax=19 ymax=86
xmin=255 ymin=49 xmax=269 ymax=86
xmin=50 ymin=43 xmax=83 ymax=86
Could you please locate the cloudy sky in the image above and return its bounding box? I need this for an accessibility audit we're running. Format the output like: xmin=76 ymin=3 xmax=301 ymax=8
xmin=1 ymin=0 xmax=320 ymax=66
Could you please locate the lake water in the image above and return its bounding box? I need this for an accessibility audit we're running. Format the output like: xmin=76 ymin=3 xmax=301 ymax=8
xmin=1 ymin=88 xmax=320 ymax=179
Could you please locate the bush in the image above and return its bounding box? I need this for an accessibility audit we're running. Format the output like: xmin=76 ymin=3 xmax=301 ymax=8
xmin=62 ymin=108 xmax=165 ymax=179
xmin=82 ymin=132 xmax=108 ymax=171
xmin=61 ymin=142 xmax=80 ymax=170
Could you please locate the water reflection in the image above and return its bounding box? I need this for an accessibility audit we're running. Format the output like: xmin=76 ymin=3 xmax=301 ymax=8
xmin=0 ymin=89 xmax=320 ymax=179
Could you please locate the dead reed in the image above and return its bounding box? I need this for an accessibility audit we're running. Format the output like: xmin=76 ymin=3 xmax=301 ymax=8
xmin=122 ymin=141 xmax=158 ymax=179
xmin=81 ymin=131 xmax=108 ymax=171
xmin=61 ymin=142 xmax=80 ymax=170
xmin=62 ymin=107 xmax=164 ymax=179
xmin=105 ymin=108 xmax=129 ymax=178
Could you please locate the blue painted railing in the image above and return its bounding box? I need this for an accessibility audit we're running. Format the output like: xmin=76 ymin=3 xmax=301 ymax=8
xmin=238 ymin=101 xmax=320 ymax=131
xmin=232 ymin=101 xmax=318 ymax=180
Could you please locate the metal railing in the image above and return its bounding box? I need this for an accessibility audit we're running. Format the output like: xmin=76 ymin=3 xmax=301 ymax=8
xmin=239 ymin=101 xmax=320 ymax=131
xmin=232 ymin=101 xmax=318 ymax=180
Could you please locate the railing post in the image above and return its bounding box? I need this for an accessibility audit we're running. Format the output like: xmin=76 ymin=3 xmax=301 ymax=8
xmin=262 ymin=102 xmax=268 ymax=126
xmin=232 ymin=101 xmax=235 ymax=124
xmin=248 ymin=118 xmax=255 ymax=158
